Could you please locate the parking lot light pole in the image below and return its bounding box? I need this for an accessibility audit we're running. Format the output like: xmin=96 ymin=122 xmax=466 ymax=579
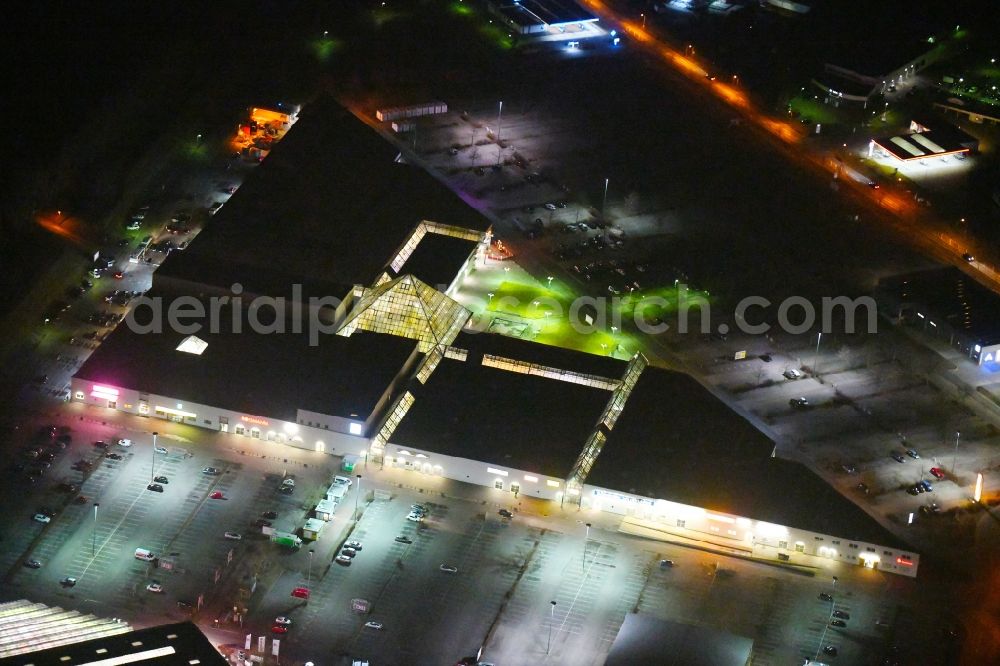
xmin=92 ymin=502 xmax=99 ymax=557
xmin=547 ymin=601 xmax=557 ymax=654
xmin=814 ymin=332 xmax=823 ymax=374
xmin=583 ymin=522 xmax=592 ymax=570
xmin=151 ymin=432 xmax=158 ymax=485
xmin=355 ymin=474 xmax=362 ymax=520
xmin=307 ymin=549 xmax=314 ymax=587
xmin=952 ymin=431 xmax=960 ymax=475
xmin=602 ymin=178 xmax=609 ymax=217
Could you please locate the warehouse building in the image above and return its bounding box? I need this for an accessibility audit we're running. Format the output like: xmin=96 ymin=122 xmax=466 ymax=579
xmin=877 ymin=267 xmax=1000 ymax=367
xmin=72 ymin=97 xmax=919 ymax=576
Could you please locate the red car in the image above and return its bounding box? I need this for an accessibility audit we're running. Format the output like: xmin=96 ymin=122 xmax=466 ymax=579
xmin=113 ymin=271 xmax=124 ymax=279
xmin=210 ymin=491 xmax=225 ymax=499
xmin=291 ymin=587 xmax=310 ymax=599
xmin=929 ymin=467 xmax=945 ymax=479
xmin=271 ymin=625 xmax=288 ymax=634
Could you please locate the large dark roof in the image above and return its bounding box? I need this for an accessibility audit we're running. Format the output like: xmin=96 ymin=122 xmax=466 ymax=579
xmin=879 ymin=267 xmax=1000 ymax=344
xmin=0 ymin=622 xmax=226 ymax=666
xmin=391 ymin=341 xmax=616 ymax=477
xmin=75 ymin=289 xmax=417 ymax=422
xmin=587 ymin=368 xmax=907 ymax=548
xmin=605 ymin=614 xmax=752 ymax=666
xmin=157 ymin=96 xmax=491 ymax=298
xmin=451 ymin=330 xmax=626 ymax=379
xmin=394 ymin=233 xmax=478 ymax=290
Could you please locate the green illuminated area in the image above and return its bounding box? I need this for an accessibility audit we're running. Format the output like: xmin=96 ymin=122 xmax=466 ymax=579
xmin=445 ymin=0 xmax=515 ymax=50
xmin=309 ymin=36 xmax=344 ymax=63
xmin=786 ymin=95 xmax=846 ymax=126
xmin=455 ymin=263 xmax=710 ymax=359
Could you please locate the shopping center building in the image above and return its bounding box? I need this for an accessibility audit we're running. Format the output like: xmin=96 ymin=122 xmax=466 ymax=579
xmin=72 ymin=96 xmax=919 ymax=577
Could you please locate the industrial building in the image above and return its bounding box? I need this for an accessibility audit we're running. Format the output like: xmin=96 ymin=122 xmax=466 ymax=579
xmin=72 ymin=96 xmax=919 ymax=577
xmin=878 ymin=266 xmax=1000 ymax=367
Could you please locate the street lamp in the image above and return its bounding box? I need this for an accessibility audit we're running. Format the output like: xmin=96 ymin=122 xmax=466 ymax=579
xmin=583 ymin=522 xmax=592 ymax=569
xmin=602 ymin=178 xmax=609 ymax=217
xmin=952 ymin=431 xmax=960 ymax=475
xmin=307 ymin=549 xmax=314 ymax=587
xmin=92 ymin=502 xmax=100 ymax=557
xmin=151 ymin=432 xmax=158 ymax=485
xmin=547 ymin=276 xmax=554 ymax=289
xmin=496 ymin=101 xmax=504 ymax=166
xmin=547 ymin=601 xmax=557 ymax=654
xmin=355 ymin=474 xmax=363 ymax=520
xmin=814 ymin=332 xmax=822 ymax=374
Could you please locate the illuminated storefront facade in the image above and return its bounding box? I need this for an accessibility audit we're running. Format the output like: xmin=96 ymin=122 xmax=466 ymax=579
xmin=70 ymin=379 xmax=368 ymax=457
xmin=581 ymin=488 xmax=920 ymax=577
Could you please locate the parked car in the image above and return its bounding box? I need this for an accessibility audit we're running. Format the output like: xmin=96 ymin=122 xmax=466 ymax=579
xmin=818 ymin=593 xmax=833 ymax=602
xmin=783 ymin=368 xmax=803 ymax=380
xmin=345 ymin=540 xmax=362 ymax=551
xmin=439 ymin=564 xmax=458 ymax=573
xmin=146 ymin=483 xmax=164 ymax=493
xmin=364 ymin=621 xmax=383 ymax=630
xmin=271 ymin=626 xmax=288 ymax=634
xmin=395 ymin=535 xmax=413 ymax=544
xmin=154 ymin=446 xmax=168 ymax=454
xmin=291 ymin=587 xmax=310 ymax=599
xmin=789 ymin=397 xmax=810 ymax=409
xmin=830 ymin=619 xmax=846 ymax=628
xmin=146 ymin=582 xmax=164 ymax=593
xmin=24 ymin=559 xmax=42 ymax=569
xmin=93 ymin=440 xmax=108 ymax=449
xmin=841 ymin=464 xmax=857 ymax=475
xmin=929 ymin=467 xmax=945 ymax=479
xmin=202 ymin=467 xmax=220 ymax=475
xmin=832 ymin=610 xmax=850 ymax=620
xmin=905 ymin=449 xmax=920 ymax=459
xmin=261 ymin=511 xmax=278 ymax=519
xmin=275 ymin=616 xmax=292 ymax=626
xmin=105 ymin=453 xmax=123 ymax=460
xmin=341 ymin=548 xmax=358 ymax=558
xmin=407 ymin=512 xmax=424 ymax=522
xmin=118 ymin=439 xmax=132 ymax=447
xmin=498 ymin=509 xmax=513 ymax=518
xmin=335 ymin=555 xmax=352 ymax=566
xmin=210 ymin=491 xmax=225 ymax=499
xmin=891 ymin=452 xmax=906 ymax=463
xmin=33 ymin=513 xmax=51 ymax=524
xmin=224 ymin=532 xmax=242 ymax=540
xmin=154 ymin=475 xmax=169 ymax=484
xmin=60 ymin=577 xmax=77 ymax=587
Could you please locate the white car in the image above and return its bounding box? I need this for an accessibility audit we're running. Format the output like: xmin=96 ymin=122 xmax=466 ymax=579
xmin=118 ymin=439 xmax=133 ymax=447
xmin=281 ymin=478 xmax=295 ymax=487
xmin=224 ymin=532 xmax=242 ymax=540
xmin=783 ymin=368 xmax=803 ymax=380
xmin=364 ymin=621 xmax=383 ymax=630
xmin=146 ymin=582 xmax=164 ymax=593
xmin=154 ymin=446 xmax=168 ymax=454
xmin=333 ymin=475 xmax=352 ymax=487
xmin=439 ymin=564 xmax=458 ymax=573
xmin=33 ymin=514 xmax=52 ymax=524
xmin=274 ymin=616 xmax=292 ymax=626
xmin=406 ymin=512 xmax=424 ymax=522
